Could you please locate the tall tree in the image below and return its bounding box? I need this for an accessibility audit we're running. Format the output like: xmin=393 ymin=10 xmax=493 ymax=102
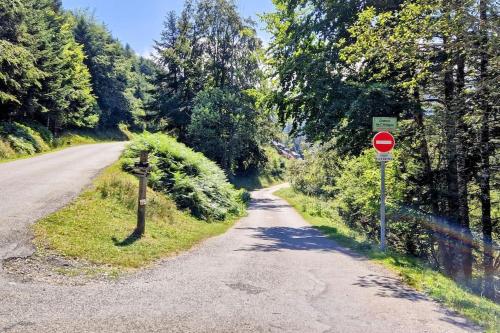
xmin=151 ymin=0 xmax=262 ymax=135
xmin=264 ymin=0 xmax=404 ymax=145
xmin=187 ymin=88 xmax=265 ymax=174
xmin=73 ymin=12 xmax=152 ymax=129
xmin=0 ymin=0 xmax=43 ymax=119
xmin=269 ymin=0 xmax=498 ymax=295
xmin=478 ymin=0 xmax=497 ymax=301
xmin=25 ymin=0 xmax=97 ymax=131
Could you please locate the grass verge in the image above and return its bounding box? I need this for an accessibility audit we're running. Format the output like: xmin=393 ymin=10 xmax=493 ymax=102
xmin=275 ymin=187 xmax=499 ymax=333
xmin=34 ymin=163 xmax=240 ymax=269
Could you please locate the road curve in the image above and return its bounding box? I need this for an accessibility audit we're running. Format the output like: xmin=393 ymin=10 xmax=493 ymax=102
xmin=0 ymin=184 xmax=479 ymax=333
xmin=0 ymin=142 xmax=126 ymax=260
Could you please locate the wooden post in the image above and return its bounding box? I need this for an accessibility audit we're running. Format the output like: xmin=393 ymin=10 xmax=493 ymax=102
xmin=135 ymin=151 xmax=148 ymax=236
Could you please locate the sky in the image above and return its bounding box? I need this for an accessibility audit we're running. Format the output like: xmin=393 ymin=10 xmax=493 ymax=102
xmin=62 ymin=0 xmax=276 ymax=58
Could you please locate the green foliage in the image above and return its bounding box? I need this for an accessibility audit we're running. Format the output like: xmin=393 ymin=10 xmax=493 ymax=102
xmin=123 ymin=132 xmax=246 ymax=221
xmin=24 ymin=0 xmax=98 ymax=129
xmin=334 ymin=149 xmax=406 ymax=241
xmin=150 ymin=0 xmax=262 ymax=134
xmin=0 ymin=139 xmax=16 ymax=159
xmin=264 ymin=0 xmax=405 ymax=144
xmin=0 ymin=0 xmax=43 ymax=114
xmin=261 ymin=147 xmax=287 ymax=179
xmin=0 ymin=122 xmax=52 ymax=156
xmin=289 ymin=146 xmax=433 ymax=257
xmin=73 ymin=12 xmax=154 ymax=130
xmin=232 ymin=147 xmax=287 ymax=191
xmin=187 ymin=88 xmax=266 ymax=174
xmin=287 ymin=143 xmax=341 ymax=197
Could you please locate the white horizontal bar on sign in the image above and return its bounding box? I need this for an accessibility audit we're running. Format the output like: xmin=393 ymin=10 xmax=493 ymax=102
xmin=376 ymin=140 xmax=393 ymax=144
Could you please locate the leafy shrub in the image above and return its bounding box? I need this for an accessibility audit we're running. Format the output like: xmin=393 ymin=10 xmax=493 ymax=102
xmin=23 ymin=121 xmax=54 ymax=144
xmin=290 ymin=146 xmax=432 ymax=257
xmin=288 ymin=143 xmax=341 ymax=197
xmin=0 ymin=122 xmax=51 ymax=156
xmin=262 ymin=147 xmax=287 ymax=179
xmin=123 ymin=132 xmax=246 ymax=221
xmin=0 ymin=139 xmax=15 ymax=159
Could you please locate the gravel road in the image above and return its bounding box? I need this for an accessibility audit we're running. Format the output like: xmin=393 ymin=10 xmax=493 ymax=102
xmin=0 ymin=183 xmax=480 ymax=333
xmin=0 ymin=143 xmax=126 ymax=260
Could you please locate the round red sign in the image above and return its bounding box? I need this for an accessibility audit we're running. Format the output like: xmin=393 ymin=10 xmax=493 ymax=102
xmin=372 ymin=131 xmax=395 ymax=153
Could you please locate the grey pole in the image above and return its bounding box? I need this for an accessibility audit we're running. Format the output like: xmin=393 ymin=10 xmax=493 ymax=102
xmin=380 ymin=160 xmax=386 ymax=251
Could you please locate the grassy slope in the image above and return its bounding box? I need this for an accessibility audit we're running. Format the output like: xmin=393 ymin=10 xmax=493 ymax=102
xmin=275 ymin=188 xmax=499 ymax=333
xmin=0 ymin=125 xmax=127 ymax=164
xmin=35 ymin=163 xmax=239 ymax=269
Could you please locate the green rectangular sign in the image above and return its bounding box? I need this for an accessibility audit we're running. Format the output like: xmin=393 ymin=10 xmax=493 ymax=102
xmin=373 ymin=117 xmax=397 ymax=132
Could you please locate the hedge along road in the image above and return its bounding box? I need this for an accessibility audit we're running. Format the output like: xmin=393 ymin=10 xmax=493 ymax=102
xmin=1 ymin=181 xmax=480 ymax=332
xmin=0 ymin=142 xmax=126 ymax=261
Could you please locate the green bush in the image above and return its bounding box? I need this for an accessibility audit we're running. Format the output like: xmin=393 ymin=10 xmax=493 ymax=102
xmin=123 ymin=132 xmax=246 ymax=221
xmin=290 ymin=147 xmax=432 ymax=258
xmin=287 ymin=144 xmax=341 ymax=197
xmin=0 ymin=139 xmax=15 ymax=159
xmin=0 ymin=122 xmax=52 ymax=156
xmin=262 ymin=147 xmax=287 ymax=179
xmin=231 ymin=146 xmax=287 ymax=191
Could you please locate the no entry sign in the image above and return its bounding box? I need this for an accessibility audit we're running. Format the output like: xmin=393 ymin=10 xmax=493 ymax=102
xmin=373 ymin=131 xmax=395 ymax=153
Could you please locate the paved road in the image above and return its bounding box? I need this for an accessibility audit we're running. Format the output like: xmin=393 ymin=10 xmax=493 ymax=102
xmin=0 ymin=143 xmax=126 ymax=260
xmin=0 ymin=184 xmax=479 ymax=332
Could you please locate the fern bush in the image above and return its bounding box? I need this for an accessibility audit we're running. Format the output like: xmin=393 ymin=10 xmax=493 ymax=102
xmin=0 ymin=139 xmax=15 ymax=159
xmin=0 ymin=122 xmax=52 ymax=157
xmin=122 ymin=132 xmax=246 ymax=221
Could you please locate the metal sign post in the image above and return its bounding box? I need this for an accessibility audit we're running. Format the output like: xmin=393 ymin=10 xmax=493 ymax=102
xmin=373 ymin=130 xmax=396 ymax=252
xmin=380 ymin=161 xmax=386 ymax=252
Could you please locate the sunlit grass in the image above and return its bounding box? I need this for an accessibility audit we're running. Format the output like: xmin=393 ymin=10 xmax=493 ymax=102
xmin=35 ymin=163 xmax=240 ymax=269
xmin=275 ymin=187 xmax=499 ymax=333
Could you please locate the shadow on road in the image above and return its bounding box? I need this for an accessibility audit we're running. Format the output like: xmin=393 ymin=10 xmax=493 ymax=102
xmin=353 ymin=274 xmax=482 ymax=331
xmin=248 ymin=198 xmax=290 ymax=211
xmin=235 ymin=225 xmax=366 ymax=261
xmin=353 ymin=274 xmax=427 ymax=301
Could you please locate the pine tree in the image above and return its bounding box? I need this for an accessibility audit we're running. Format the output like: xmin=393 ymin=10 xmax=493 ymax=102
xmin=0 ymin=0 xmax=43 ymax=119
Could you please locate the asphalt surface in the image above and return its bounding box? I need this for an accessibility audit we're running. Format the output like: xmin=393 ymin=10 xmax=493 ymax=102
xmin=0 ymin=182 xmax=480 ymax=332
xmin=0 ymin=142 xmax=126 ymax=260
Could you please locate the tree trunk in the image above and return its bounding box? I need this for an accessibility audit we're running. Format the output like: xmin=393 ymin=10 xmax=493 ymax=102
xmin=413 ymin=91 xmax=441 ymax=266
xmin=479 ymin=0 xmax=495 ymax=300
xmin=442 ymin=36 xmax=459 ymax=278
xmin=455 ymin=53 xmax=473 ymax=283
